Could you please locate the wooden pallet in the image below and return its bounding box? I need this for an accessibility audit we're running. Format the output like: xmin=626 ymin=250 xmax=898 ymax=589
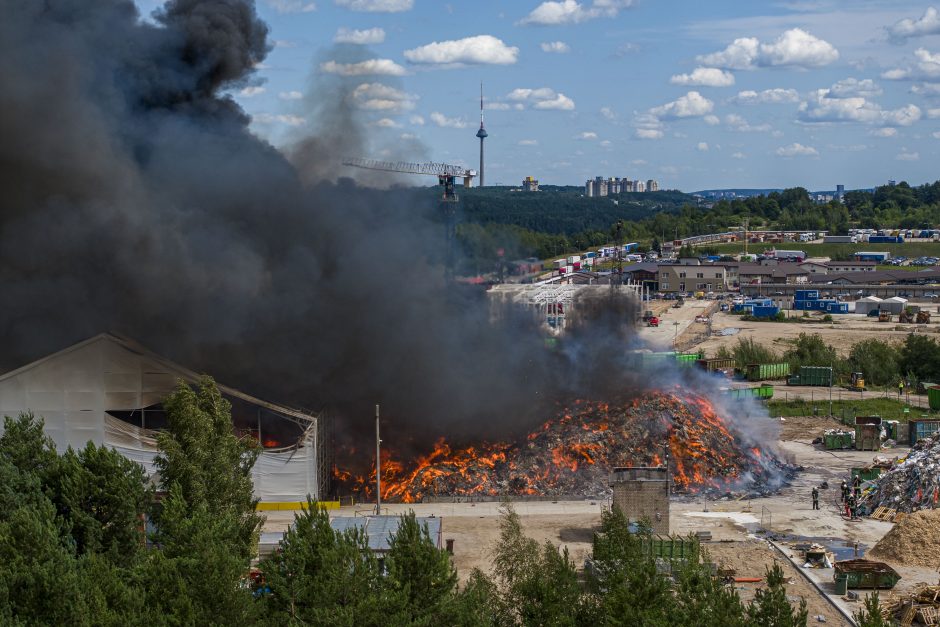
xmin=920 ymin=606 xmax=938 ymax=626
xmin=870 ymin=506 xmax=900 ymax=522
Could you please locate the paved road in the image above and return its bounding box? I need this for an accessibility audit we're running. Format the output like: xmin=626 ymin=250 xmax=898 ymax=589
xmin=637 ymin=299 xmax=715 ymax=350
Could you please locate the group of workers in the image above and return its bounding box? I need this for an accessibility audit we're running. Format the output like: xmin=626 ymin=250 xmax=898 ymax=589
xmin=840 ymin=475 xmax=862 ymax=519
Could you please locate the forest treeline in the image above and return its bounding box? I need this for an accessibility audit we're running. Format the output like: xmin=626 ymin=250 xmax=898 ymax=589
xmin=441 ymin=180 xmax=940 ymax=270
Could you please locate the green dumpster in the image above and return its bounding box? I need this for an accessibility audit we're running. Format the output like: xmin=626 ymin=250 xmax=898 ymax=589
xmin=834 ymin=559 xmax=901 ymax=590
xmin=834 ymin=574 xmax=848 ymax=595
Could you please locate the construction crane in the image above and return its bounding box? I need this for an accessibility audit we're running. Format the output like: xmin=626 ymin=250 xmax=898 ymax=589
xmin=342 ymin=158 xmax=477 ymax=280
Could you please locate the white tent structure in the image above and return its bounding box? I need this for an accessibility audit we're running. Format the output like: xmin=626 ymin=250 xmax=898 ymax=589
xmin=0 ymin=333 xmax=329 ymax=503
xmin=882 ymin=296 xmax=909 ymax=315
xmin=855 ymin=296 xmax=883 ymax=315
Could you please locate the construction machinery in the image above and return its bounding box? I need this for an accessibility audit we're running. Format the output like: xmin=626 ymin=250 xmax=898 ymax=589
xmin=847 ymin=372 xmax=866 ymax=392
xmin=878 ymin=311 xmax=891 ymax=322
xmin=917 ymin=310 xmax=932 ymax=324
xmin=342 ymin=158 xmax=476 ymax=280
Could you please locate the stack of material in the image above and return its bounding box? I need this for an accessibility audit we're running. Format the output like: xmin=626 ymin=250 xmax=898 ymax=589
xmin=869 ymin=510 xmax=940 ymax=568
xmin=880 ymin=583 xmax=940 ymax=625
xmin=353 ymin=391 xmax=794 ymax=503
xmin=860 ymin=433 xmax=940 ymax=514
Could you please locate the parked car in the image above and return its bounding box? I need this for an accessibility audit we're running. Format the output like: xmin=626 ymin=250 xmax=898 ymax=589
xmin=866 ymin=309 xmax=881 ymax=317
xmin=647 ymin=316 xmax=660 ymax=327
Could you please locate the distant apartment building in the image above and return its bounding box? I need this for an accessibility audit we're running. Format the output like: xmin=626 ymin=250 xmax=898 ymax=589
xmin=836 ymin=184 xmax=845 ymax=202
xmin=522 ymin=176 xmax=539 ymax=192
xmin=585 ymin=176 xmax=659 ymax=196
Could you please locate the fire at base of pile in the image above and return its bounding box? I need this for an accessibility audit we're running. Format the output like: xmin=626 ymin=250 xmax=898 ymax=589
xmin=340 ymin=391 xmax=793 ymax=503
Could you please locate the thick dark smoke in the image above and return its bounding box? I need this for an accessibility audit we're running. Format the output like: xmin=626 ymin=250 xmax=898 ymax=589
xmin=0 ymin=0 xmax=646 ymax=461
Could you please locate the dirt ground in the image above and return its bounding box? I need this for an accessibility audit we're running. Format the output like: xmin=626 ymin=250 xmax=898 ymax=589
xmin=695 ymin=309 xmax=940 ymax=358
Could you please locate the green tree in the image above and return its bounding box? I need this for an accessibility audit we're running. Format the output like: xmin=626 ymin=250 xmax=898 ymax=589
xmin=451 ymin=569 xmax=502 ymax=627
xmin=745 ymin=563 xmax=808 ymax=627
xmin=848 ymin=339 xmax=900 ymax=387
xmin=854 ymin=592 xmax=890 ymax=627
xmin=731 ymin=337 xmax=779 ymax=370
xmin=149 ymin=378 xmax=264 ymax=624
xmin=259 ymin=500 xmax=388 ymax=626
xmin=784 ymin=333 xmax=845 ymax=375
xmin=671 ymin=544 xmax=747 ymax=627
xmin=898 ymin=333 xmax=940 ymax=382
xmin=385 ymin=511 xmax=459 ymax=623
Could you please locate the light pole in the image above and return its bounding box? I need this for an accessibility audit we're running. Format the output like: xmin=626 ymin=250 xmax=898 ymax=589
xmin=673 ymin=321 xmax=680 ymax=350
xmin=375 ymin=404 xmax=382 ymax=516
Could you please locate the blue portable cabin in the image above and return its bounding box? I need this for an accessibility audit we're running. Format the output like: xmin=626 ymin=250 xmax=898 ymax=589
xmin=795 ymin=289 xmax=819 ymax=300
xmin=624 ymin=242 xmax=639 ymax=253
xmin=746 ymin=298 xmax=773 ymax=307
xmin=825 ymin=302 xmax=849 ymax=314
xmin=751 ymin=305 xmax=780 ymax=318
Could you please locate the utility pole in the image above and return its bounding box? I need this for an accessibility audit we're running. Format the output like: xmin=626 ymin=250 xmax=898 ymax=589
xmin=375 ymin=404 xmax=381 ymax=516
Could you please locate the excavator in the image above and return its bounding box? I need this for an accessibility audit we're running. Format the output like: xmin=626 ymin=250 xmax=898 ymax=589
xmin=846 ymin=372 xmax=866 ymax=392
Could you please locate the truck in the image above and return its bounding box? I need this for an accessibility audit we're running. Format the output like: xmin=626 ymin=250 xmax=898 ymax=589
xmin=647 ymin=316 xmax=660 ymax=327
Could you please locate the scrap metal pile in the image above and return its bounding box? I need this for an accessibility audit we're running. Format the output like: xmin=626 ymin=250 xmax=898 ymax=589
xmin=342 ymin=391 xmax=792 ymax=503
xmin=860 ymin=432 xmax=940 ymax=515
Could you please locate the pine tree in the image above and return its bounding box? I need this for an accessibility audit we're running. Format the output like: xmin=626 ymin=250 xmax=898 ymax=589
xmin=746 ymin=562 xmax=808 ymax=627
xmin=854 ymin=592 xmax=890 ymax=627
xmin=385 ymin=511 xmax=459 ymax=623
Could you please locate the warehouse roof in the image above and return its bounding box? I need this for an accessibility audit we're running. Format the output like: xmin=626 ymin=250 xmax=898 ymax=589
xmin=329 ymin=515 xmax=443 ymax=552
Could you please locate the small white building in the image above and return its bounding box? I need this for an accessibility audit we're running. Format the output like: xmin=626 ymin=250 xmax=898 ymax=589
xmin=882 ymin=297 xmax=908 ymax=315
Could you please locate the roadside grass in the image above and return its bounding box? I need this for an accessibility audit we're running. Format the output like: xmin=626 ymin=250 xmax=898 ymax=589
xmin=767 ymin=397 xmax=937 ymax=422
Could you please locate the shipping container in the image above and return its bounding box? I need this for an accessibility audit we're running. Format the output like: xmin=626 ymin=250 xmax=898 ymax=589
xmin=851 ymin=467 xmax=883 ymax=482
xmin=746 ymin=363 xmax=791 ymax=381
xmin=868 ymin=235 xmax=903 ymax=244
xmin=696 ymin=358 xmax=736 ymax=372
xmin=908 ymin=419 xmax=940 ymax=445
xmin=788 ymin=366 xmax=833 ymax=387
xmin=823 ymin=235 xmax=856 ymax=243
xmin=825 ymin=302 xmax=849 ymax=314
xmin=855 ymin=416 xmax=882 ymax=451
xmin=727 ymin=385 xmax=774 ymax=400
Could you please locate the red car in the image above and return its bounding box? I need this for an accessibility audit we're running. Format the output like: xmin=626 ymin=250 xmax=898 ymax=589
xmin=647 ymin=316 xmax=660 ymax=327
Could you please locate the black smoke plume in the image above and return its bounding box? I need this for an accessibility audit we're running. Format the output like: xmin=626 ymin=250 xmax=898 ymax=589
xmin=0 ymin=0 xmax=645 ymax=465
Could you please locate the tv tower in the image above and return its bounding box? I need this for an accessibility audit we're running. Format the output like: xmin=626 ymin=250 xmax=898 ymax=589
xmin=475 ymin=83 xmax=487 ymax=187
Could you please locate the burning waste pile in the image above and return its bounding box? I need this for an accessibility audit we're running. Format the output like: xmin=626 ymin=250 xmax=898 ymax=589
xmin=860 ymin=432 xmax=940 ymax=515
xmin=338 ymin=391 xmax=793 ymax=503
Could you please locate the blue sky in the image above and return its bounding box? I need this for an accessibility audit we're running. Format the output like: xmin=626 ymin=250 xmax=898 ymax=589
xmin=141 ymin=1 xmax=940 ymax=191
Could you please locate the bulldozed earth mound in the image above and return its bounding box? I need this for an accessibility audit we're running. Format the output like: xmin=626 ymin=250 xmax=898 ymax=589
xmin=869 ymin=509 xmax=940 ymax=567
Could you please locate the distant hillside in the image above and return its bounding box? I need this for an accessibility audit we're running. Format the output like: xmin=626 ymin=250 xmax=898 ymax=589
xmin=451 ymin=186 xmax=700 ymax=236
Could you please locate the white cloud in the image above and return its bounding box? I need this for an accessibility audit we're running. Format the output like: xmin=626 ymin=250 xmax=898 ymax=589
xmin=404 ymin=35 xmax=519 ymax=66
xmin=776 ymin=142 xmax=818 ymax=157
xmin=829 ymin=78 xmax=882 ymax=98
xmin=429 ymin=112 xmax=467 ymax=128
xmin=400 ymin=133 xmax=418 ymax=140
xmin=575 ymin=131 xmax=598 ymax=140
xmin=650 ymin=91 xmax=714 ymax=119
xmin=600 ymin=139 xmax=612 ymax=147
xmin=409 ymin=114 xmax=425 ymax=125
xmin=870 ymin=127 xmax=897 ymax=137
xmin=731 ymin=152 xmax=746 ymax=159
xmin=239 ymin=86 xmax=266 ymax=97
xmin=725 ymin=113 xmax=771 ymax=132
xmin=350 ymin=83 xmax=417 ymax=113
xmin=697 ymin=142 xmax=709 ymax=152
xmin=798 ymin=89 xmax=922 ymax=127
xmin=888 ymin=7 xmax=940 ymax=42
xmin=698 ymin=28 xmax=838 ymax=70
xmin=334 ymin=0 xmax=412 ymax=12
xmin=519 ymin=0 xmax=635 ymax=25
xmin=912 ymin=83 xmax=940 ymax=97
xmin=704 ymin=114 xmax=720 ymax=125
xmin=507 ymin=87 xmax=576 ymax=110
xmin=484 ymin=102 xmax=511 ymax=110
xmin=320 ymin=59 xmax=406 ymax=76
xmin=267 ymin=0 xmax=316 ymax=13
xmin=541 ymin=41 xmax=570 ymax=53
xmin=600 ymin=106 xmax=616 ymax=121
xmin=670 ymin=67 xmax=735 ymax=87
xmin=334 ymin=27 xmax=386 ymax=44
xmin=896 ymin=150 xmax=920 ymax=161
xmin=518 ymin=139 xmax=539 ymax=146
xmin=372 ymin=118 xmax=401 ymax=128
xmin=278 ymin=91 xmax=303 ymax=100
xmin=882 ymin=48 xmax=940 ymax=82
xmin=632 ymin=113 xmax=664 ymax=139
xmin=933 ymin=131 xmax=940 ymax=139
xmin=252 ymin=113 xmax=306 ymax=126
xmin=927 ymin=108 xmax=940 ymax=118
xmin=731 ymin=88 xmax=800 ymax=105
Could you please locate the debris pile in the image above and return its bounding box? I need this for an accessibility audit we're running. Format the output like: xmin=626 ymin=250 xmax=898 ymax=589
xmin=879 ymin=583 xmax=940 ymax=625
xmin=860 ymin=432 xmax=940 ymax=514
xmin=869 ymin=510 xmax=940 ymax=567
xmin=341 ymin=391 xmax=792 ymax=503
